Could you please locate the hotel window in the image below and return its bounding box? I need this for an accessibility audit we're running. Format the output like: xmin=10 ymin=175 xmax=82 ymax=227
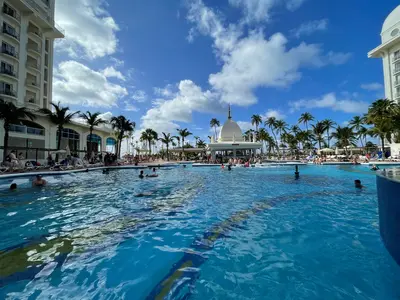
xmin=0 ymin=81 xmax=13 ymax=92
xmin=396 ymin=87 xmax=400 ymax=97
xmin=3 ymin=22 xmax=16 ymax=36
xmin=1 ymin=41 xmax=15 ymax=54
xmin=1 ymin=61 xmax=13 ymax=73
xmin=395 ymin=62 xmax=400 ymax=73
xmin=3 ymin=3 xmax=16 ymax=18
xmin=396 ymin=75 xmax=400 ymax=85
xmin=395 ymin=51 xmax=400 ymax=61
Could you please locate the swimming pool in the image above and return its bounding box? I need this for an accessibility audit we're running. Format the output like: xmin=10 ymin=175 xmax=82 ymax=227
xmin=0 ymin=165 xmax=399 ymax=299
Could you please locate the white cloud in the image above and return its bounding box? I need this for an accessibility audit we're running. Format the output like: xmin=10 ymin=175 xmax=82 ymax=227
xmin=140 ymin=80 xmax=224 ymax=134
xmin=237 ymin=121 xmax=253 ymax=132
xmin=361 ymin=82 xmax=383 ymax=91
xmin=289 ymin=93 xmax=369 ymax=114
xmin=228 ymin=0 xmax=307 ymax=23
xmin=188 ymin=0 xmax=351 ymax=107
xmin=228 ymin=0 xmax=275 ymax=23
xmin=53 ymin=61 xmax=128 ymax=107
xmin=286 ymin=0 xmax=307 ymax=11
xmin=291 ymin=19 xmax=328 ymax=38
xmin=263 ymin=109 xmax=286 ymax=120
xmin=102 ymin=66 xmax=125 ymax=81
xmin=124 ymin=101 xmax=139 ymax=112
xmin=153 ymin=84 xmax=176 ymax=98
xmin=131 ymin=90 xmax=148 ymax=102
xmin=55 ymin=0 xmax=119 ymax=59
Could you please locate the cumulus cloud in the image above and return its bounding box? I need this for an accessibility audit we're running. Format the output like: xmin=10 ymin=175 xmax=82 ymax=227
xmin=140 ymin=80 xmax=224 ymax=134
xmin=228 ymin=0 xmax=307 ymax=23
xmin=55 ymin=0 xmax=119 ymax=59
xmin=53 ymin=61 xmax=128 ymax=107
xmin=102 ymin=66 xmax=125 ymax=81
xmin=361 ymin=82 xmax=383 ymax=91
xmin=131 ymin=90 xmax=148 ymax=102
xmin=153 ymin=84 xmax=176 ymax=98
xmin=289 ymin=93 xmax=369 ymax=114
xmin=263 ymin=109 xmax=286 ymax=119
xmin=291 ymin=19 xmax=328 ymax=38
xmin=187 ymin=0 xmax=351 ymax=107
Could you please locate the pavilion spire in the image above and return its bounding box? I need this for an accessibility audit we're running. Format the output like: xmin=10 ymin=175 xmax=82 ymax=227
xmin=228 ymin=104 xmax=231 ymax=119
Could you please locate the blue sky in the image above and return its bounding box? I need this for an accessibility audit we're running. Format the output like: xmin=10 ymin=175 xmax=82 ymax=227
xmin=53 ymin=0 xmax=398 ymax=144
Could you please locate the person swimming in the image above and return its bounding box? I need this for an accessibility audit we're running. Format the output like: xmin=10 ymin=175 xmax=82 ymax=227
xmin=354 ymin=179 xmax=364 ymax=189
xmin=139 ymin=170 xmax=145 ymax=179
xmin=102 ymin=168 xmax=109 ymax=174
xmin=227 ymin=165 xmax=232 ymax=171
xmin=295 ymin=165 xmax=300 ymax=179
xmin=32 ymin=175 xmax=47 ymax=187
xmin=146 ymin=168 xmax=158 ymax=178
xmin=371 ymin=164 xmax=380 ymax=171
xmin=221 ymin=164 xmax=225 ymax=169
xmin=9 ymin=183 xmax=17 ymax=191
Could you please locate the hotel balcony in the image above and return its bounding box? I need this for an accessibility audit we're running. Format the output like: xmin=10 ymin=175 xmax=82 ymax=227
xmin=9 ymin=124 xmax=44 ymax=136
xmin=0 ymin=88 xmax=17 ymax=99
xmin=1 ymin=48 xmax=19 ymax=60
xmin=27 ymin=43 xmax=41 ymax=56
xmin=28 ymin=28 xmax=42 ymax=41
xmin=25 ymin=96 xmax=40 ymax=107
xmin=26 ymin=61 xmax=41 ymax=74
xmin=2 ymin=6 xmax=21 ymax=23
xmin=2 ymin=26 xmax=20 ymax=42
xmin=394 ymin=55 xmax=400 ymax=64
xmin=0 ymin=68 xmax=18 ymax=79
xmin=26 ymin=78 xmax=40 ymax=89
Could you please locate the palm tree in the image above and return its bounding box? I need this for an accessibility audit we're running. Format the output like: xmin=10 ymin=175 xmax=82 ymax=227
xmin=79 ymin=111 xmax=107 ymax=154
xmin=311 ymin=121 xmax=327 ymax=149
xmin=176 ymin=128 xmax=192 ymax=159
xmin=210 ymin=118 xmax=220 ymax=140
xmin=251 ymin=114 xmax=262 ymax=132
xmin=331 ymin=126 xmax=357 ymax=157
xmin=110 ymin=116 xmax=135 ymax=158
xmin=39 ymin=102 xmax=79 ymax=160
xmin=365 ymin=99 xmax=399 ymax=155
xmin=298 ymin=112 xmax=314 ymax=131
xmin=0 ymin=99 xmax=36 ymax=162
xmin=275 ymin=120 xmax=288 ymax=155
xmin=197 ymin=139 xmax=206 ymax=148
xmin=264 ymin=117 xmax=279 ymax=154
xmin=321 ymin=119 xmax=336 ymax=148
xmin=159 ymin=132 xmax=175 ymax=160
xmin=175 ymin=136 xmax=181 ymax=148
xmin=194 ymin=136 xmax=200 ymax=147
xmin=140 ymin=128 xmax=158 ymax=154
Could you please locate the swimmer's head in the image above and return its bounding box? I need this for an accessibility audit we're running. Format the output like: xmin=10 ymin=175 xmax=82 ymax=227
xmin=10 ymin=183 xmax=17 ymax=190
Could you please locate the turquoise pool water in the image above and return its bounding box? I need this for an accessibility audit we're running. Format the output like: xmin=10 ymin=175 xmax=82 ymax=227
xmin=0 ymin=165 xmax=399 ymax=299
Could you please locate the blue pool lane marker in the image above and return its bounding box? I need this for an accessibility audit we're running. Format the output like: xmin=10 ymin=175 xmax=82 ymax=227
xmin=146 ymin=190 xmax=350 ymax=300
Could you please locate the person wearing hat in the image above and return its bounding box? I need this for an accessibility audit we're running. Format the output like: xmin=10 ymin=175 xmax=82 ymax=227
xmin=32 ymin=175 xmax=47 ymax=187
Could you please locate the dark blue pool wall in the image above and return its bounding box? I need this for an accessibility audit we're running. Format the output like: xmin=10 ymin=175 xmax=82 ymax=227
xmin=377 ymin=175 xmax=400 ymax=266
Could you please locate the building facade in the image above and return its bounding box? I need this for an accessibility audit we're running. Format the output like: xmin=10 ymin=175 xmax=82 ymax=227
xmin=369 ymin=5 xmax=400 ymax=102
xmin=0 ymin=0 xmax=116 ymax=161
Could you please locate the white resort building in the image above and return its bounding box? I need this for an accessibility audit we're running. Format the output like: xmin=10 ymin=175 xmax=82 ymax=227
xmin=369 ymin=5 xmax=400 ymax=154
xmin=0 ymin=0 xmax=116 ymax=161
xmin=207 ymin=107 xmax=262 ymax=160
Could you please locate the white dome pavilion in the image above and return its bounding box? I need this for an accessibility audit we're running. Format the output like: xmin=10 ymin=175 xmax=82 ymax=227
xmin=382 ymin=5 xmax=400 ymax=43
xmin=218 ymin=118 xmax=244 ymax=142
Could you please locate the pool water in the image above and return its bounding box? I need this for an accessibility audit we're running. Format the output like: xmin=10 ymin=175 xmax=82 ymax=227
xmin=0 ymin=165 xmax=399 ymax=299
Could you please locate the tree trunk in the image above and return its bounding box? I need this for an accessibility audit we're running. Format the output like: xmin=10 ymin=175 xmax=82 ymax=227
xmin=381 ymin=136 xmax=386 ymax=160
xmin=214 ymin=127 xmax=217 ymax=140
xmin=326 ymin=129 xmax=330 ymax=148
xmin=3 ymin=123 xmax=9 ymax=162
xmin=182 ymin=138 xmax=185 ymax=161
xmin=89 ymin=128 xmax=93 ymax=155
xmin=56 ymin=126 xmax=63 ymax=162
xmin=318 ymin=140 xmax=321 ymax=149
xmin=166 ymin=144 xmax=169 ymax=161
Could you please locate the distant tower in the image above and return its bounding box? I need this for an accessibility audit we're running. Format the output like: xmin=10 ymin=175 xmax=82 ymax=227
xmin=228 ymin=104 xmax=232 ymax=119
xmin=369 ymin=5 xmax=400 ymax=103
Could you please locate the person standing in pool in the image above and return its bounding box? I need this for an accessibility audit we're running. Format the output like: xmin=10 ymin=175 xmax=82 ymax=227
xmin=32 ymin=175 xmax=47 ymax=187
xmin=354 ymin=179 xmax=364 ymax=189
xmin=139 ymin=170 xmax=145 ymax=179
xmin=9 ymin=183 xmax=17 ymax=191
xmin=147 ymin=168 xmax=158 ymax=177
